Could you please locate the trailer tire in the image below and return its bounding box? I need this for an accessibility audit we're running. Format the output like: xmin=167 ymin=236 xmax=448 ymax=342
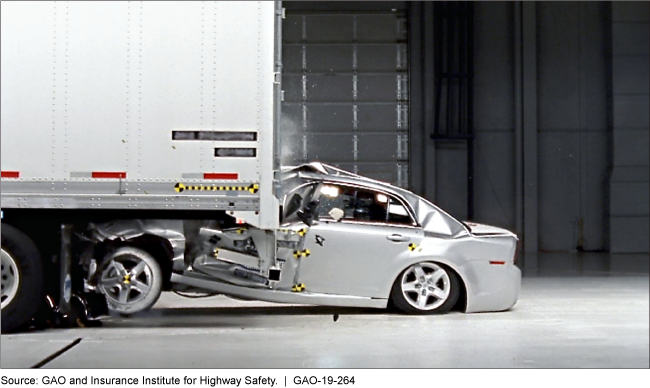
xmin=1 ymin=224 xmax=45 ymax=333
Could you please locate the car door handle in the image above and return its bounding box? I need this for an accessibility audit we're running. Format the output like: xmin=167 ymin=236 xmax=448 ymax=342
xmin=386 ymin=234 xmax=410 ymax=242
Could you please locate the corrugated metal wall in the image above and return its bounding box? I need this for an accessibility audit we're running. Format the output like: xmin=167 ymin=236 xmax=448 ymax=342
xmin=282 ymin=7 xmax=410 ymax=187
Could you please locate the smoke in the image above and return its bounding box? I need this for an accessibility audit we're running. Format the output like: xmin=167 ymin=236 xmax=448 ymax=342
xmin=279 ymin=114 xmax=304 ymax=167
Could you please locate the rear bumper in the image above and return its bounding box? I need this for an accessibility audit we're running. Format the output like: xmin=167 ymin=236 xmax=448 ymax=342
xmin=462 ymin=261 xmax=521 ymax=313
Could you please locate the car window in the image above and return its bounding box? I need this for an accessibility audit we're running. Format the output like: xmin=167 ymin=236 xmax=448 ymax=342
xmin=318 ymin=184 xmax=414 ymax=225
xmin=282 ymin=182 xmax=319 ymax=223
xmin=388 ymin=198 xmax=414 ymax=225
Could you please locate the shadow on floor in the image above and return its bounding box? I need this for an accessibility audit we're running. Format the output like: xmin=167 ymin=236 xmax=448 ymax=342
xmin=99 ymin=305 xmax=388 ymax=329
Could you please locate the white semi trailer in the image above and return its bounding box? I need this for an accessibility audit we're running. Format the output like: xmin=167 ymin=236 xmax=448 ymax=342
xmin=3 ymin=1 xmax=522 ymax=332
xmin=1 ymin=1 xmax=285 ymax=332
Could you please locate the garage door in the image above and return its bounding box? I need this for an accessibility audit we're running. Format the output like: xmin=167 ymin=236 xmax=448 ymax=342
xmin=282 ymin=12 xmax=409 ymax=188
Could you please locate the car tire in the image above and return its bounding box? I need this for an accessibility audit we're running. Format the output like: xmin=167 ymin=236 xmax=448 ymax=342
xmin=1 ymin=224 xmax=45 ymax=333
xmin=99 ymin=246 xmax=163 ymax=316
xmin=390 ymin=261 xmax=460 ymax=315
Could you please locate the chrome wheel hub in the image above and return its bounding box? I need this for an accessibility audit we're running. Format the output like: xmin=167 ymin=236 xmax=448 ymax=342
xmin=100 ymin=254 xmax=153 ymax=305
xmin=401 ymin=262 xmax=450 ymax=311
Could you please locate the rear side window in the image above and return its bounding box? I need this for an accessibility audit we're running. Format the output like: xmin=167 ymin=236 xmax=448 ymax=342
xmin=388 ymin=198 xmax=413 ymax=225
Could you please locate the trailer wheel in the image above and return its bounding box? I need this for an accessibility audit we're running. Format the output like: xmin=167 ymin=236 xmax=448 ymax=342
xmin=99 ymin=247 xmax=163 ymax=315
xmin=1 ymin=224 xmax=45 ymax=333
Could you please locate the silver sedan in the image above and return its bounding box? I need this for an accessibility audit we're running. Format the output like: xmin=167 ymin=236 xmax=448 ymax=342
xmin=272 ymin=163 xmax=521 ymax=314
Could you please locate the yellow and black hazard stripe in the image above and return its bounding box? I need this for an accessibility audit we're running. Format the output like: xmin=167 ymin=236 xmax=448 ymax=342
xmin=408 ymin=243 xmax=418 ymax=252
xmin=293 ymin=249 xmax=311 ymax=259
xmin=292 ymin=283 xmax=306 ymax=292
xmin=174 ymin=183 xmax=259 ymax=194
xmin=277 ymin=228 xmax=308 ymax=237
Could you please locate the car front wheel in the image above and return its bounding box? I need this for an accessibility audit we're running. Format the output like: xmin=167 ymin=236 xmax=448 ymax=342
xmin=99 ymin=247 xmax=162 ymax=316
xmin=390 ymin=262 xmax=459 ymax=314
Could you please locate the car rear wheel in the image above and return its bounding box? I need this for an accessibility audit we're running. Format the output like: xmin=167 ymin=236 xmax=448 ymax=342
xmin=1 ymin=224 xmax=45 ymax=333
xmin=390 ymin=262 xmax=459 ymax=314
xmin=99 ymin=247 xmax=162 ymax=316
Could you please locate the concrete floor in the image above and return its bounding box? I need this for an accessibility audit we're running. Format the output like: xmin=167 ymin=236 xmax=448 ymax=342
xmin=2 ymin=254 xmax=649 ymax=368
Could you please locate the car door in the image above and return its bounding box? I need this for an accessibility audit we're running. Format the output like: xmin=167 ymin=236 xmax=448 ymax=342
xmin=297 ymin=183 xmax=423 ymax=298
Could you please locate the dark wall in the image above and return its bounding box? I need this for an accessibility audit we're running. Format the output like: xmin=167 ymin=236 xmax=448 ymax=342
xmin=536 ymin=2 xmax=609 ymax=252
xmin=610 ymin=2 xmax=650 ymax=252
xmin=282 ymin=1 xmax=649 ymax=254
